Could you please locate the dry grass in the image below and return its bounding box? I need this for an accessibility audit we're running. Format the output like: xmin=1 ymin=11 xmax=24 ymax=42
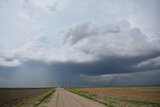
xmin=70 ymin=86 xmax=160 ymax=107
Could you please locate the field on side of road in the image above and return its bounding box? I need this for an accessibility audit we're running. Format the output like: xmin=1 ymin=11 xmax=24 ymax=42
xmin=69 ymin=86 xmax=160 ymax=107
xmin=0 ymin=88 xmax=55 ymax=107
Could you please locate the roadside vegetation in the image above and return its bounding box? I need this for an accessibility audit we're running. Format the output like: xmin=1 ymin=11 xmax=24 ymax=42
xmin=17 ymin=90 xmax=55 ymax=107
xmin=68 ymin=89 xmax=115 ymax=107
xmin=0 ymin=88 xmax=55 ymax=107
xmin=68 ymin=86 xmax=160 ymax=107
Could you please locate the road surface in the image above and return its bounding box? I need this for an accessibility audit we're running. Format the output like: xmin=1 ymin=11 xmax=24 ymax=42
xmin=46 ymin=88 xmax=105 ymax=107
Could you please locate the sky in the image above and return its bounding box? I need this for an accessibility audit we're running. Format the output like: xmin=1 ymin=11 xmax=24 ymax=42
xmin=0 ymin=0 xmax=160 ymax=87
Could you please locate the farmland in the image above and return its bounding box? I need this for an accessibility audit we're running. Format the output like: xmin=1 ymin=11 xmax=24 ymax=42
xmin=0 ymin=86 xmax=160 ymax=107
xmin=69 ymin=86 xmax=160 ymax=107
xmin=0 ymin=88 xmax=55 ymax=107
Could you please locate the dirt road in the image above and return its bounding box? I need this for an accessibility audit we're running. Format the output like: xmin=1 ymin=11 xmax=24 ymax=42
xmin=46 ymin=88 xmax=105 ymax=107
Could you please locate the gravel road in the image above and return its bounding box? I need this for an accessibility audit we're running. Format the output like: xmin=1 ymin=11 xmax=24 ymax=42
xmin=46 ymin=88 xmax=105 ymax=107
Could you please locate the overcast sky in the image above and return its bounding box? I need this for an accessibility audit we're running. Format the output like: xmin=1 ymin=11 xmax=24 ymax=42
xmin=0 ymin=0 xmax=160 ymax=87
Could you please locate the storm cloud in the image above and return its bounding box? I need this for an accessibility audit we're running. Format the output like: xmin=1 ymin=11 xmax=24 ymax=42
xmin=0 ymin=0 xmax=160 ymax=87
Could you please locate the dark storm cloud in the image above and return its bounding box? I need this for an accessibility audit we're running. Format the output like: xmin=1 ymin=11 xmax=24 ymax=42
xmin=49 ymin=51 xmax=160 ymax=76
xmin=0 ymin=65 xmax=17 ymax=73
xmin=80 ymin=70 xmax=160 ymax=86
xmin=8 ymin=48 xmax=160 ymax=76
xmin=1 ymin=51 xmax=160 ymax=87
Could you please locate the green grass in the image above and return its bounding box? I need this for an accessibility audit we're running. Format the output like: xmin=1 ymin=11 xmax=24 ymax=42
xmin=33 ymin=90 xmax=54 ymax=107
xmin=16 ymin=90 xmax=55 ymax=107
xmin=68 ymin=89 xmax=115 ymax=107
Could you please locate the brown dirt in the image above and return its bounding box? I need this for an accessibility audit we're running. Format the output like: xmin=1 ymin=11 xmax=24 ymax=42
xmin=45 ymin=88 xmax=105 ymax=107
xmin=73 ymin=86 xmax=160 ymax=107
xmin=0 ymin=88 xmax=53 ymax=107
xmin=76 ymin=86 xmax=160 ymax=101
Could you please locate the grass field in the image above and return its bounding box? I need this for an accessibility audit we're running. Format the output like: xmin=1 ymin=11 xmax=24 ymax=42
xmin=0 ymin=88 xmax=55 ymax=107
xmin=69 ymin=86 xmax=160 ymax=107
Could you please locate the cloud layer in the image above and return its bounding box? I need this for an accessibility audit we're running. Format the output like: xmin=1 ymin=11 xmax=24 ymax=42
xmin=0 ymin=0 xmax=160 ymax=87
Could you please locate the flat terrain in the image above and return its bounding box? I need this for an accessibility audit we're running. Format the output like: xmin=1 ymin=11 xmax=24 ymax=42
xmin=0 ymin=86 xmax=159 ymax=107
xmin=46 ymin=88 xmax=105 ymax=107
xmin=0 ymin=88 xmax=54 ymax=107
xmin=70 ymin=86 xmax=160 ymax=107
